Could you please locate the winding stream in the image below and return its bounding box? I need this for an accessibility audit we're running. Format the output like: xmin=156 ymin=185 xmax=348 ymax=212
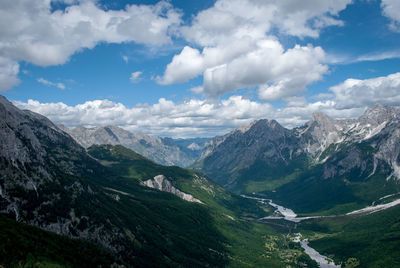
xmin=293 ymin=234 xmax=340 ymax=268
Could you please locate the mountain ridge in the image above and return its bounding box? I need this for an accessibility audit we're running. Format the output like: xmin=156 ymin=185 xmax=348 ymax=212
xmin=194 ymin=104 xmax=400 ymax=213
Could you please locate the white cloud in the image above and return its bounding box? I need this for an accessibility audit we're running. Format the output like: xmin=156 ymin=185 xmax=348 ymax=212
xmin=0 ymin=57 xmax=20 ymax=91
xmin=190 ymin=86 xmax=204 ymax=94
xmin=13 ymin=94 xmax=365 ymax=138
xmin=381 ymin=0 xmax=400 ymax=31
xmin=159 ymin=0 xmax=347 ymax=99
xmin=37 ymin=78 xmax=66 ymax=90
xmin=181 ymin=0 xmax=351 ymax=46
xmin=0 ymin=0 xmax=182 ymax=90
xmin=330 ymin=72 xmax=400 ymax=109
xmin=160 ymin=39 xmax=327 ymax=99
xmin=17 ymin=72 xmax=400 ymax=137
xmin=355 ymin=50 xmax=400 ymax=62
xmin=122 ymin=55 xmax=129 ymax=63
xmin=157 ymin=46 xmax=205 ymax=85
xmin=129 ymin=71 xmax=142 ymax=83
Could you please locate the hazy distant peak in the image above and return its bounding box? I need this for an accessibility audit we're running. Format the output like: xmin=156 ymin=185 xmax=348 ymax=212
xmin=359 ymin=104 xmax=399 ymax=126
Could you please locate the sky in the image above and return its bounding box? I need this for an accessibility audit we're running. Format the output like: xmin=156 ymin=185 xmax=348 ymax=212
xmin=1 ymin=0 xmax=400 ymax=138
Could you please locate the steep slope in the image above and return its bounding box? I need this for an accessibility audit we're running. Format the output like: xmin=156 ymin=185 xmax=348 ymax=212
xmin=194 ymin=105 xmax=400 ymax=213
xmin=61 ymin=125 xmax=202 ymax=167
xmin=193 ymin=119 xmax=305 ymax=190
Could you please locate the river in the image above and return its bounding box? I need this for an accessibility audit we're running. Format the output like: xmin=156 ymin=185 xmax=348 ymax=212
xmin=241 ymin=195 xmax=340 ymax=267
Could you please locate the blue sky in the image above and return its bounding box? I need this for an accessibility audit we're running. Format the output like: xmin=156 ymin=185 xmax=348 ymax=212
xmin=2 ymin=0 xmax=400 ymax=137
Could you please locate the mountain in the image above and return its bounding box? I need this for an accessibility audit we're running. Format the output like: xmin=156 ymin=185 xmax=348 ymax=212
xmin=162 ymin=137 xmax=210 ymax=160
xmin=1 ymin=94 xmax=318 ymax=267
xmin=60 ymin=125 xmax=207 ymax=167
xmin=194 ymin=104 xmax=400 ymax=214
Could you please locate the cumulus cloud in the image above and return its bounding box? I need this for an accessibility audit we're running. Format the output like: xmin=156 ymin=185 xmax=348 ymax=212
xmin=13 ymin=94 xmax=365 ymax=138
xmin=181 ymin=0 xmax=351 ymax=46
xmin=209 ymin=43 xmax=327 ymax=100
xmin=129 ymin=71 xmax=143 ymax=83
xmin=381 ymin=0 xmax=400 ymax=31
xmin=159 ymin=39 xmax=327 ymax=99
xmin=158 ymin=46 xmax=205 ymax=85
xmin=15 ymin=72 xmax=400 ymax=137
xmin=159 ymin=0 xmax=348 ymax=99
xmin=37 ymin=78 xmax=66 ymax=89
xmin=331 ymin=72 xmax=400 ymax=109
xmin=0 ymin=0 xmax=181 ymax=90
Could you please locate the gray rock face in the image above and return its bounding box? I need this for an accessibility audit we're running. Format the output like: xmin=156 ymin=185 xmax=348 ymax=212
xmin=195 ymin=119 xmax=302 ymax=187
xmin=298 ymin=105 xmax=400 ymax=179
xmin=297 ymin=105 xmax=400 ymax=160
xmin=196 ymin=104 xmax=400 ymax=187
xmin=142 ymin=175 xmax=202 ymax=204
xmin=62 ymin=125 xmax=200 ymax=167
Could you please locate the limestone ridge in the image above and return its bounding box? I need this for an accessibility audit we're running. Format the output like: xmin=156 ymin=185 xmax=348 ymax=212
xmin=61 ymin=125 xmax=207 ymax=167
xmin=142 ymin=175 xmax=203 ymax=204
xmin=195 ymin=104 xmax=400 ymax=189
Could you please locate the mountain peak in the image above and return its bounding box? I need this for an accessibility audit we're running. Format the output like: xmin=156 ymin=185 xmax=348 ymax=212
xmin=310 ymin=111 xmax=334 ymax=125
xmin=360 ymin=104 xmax=399 ymax=126
xmin=256 ymin=119 xmax=283 ymax=129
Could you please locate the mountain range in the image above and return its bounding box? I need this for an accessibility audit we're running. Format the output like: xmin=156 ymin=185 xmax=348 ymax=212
xmin=194 ymin=104 xmax=400 ymax=213
xmin=59 ymin=124 xmax=208 ymax=167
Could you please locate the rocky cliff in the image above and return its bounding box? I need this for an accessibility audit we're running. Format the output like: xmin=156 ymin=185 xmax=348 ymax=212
xmin=142 ymin=175 xmax=202 ymax=203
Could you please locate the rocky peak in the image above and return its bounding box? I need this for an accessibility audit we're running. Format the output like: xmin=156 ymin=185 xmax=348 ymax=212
xmin=309 ymin=112 xmax=335 ymax=126
xmin=236 ymin=119 xmax=283 ymax=134
xmin=359 ymin=104 xmax=399 ymax=126
xmin=256 ymin=119 xmax=282 ymax=129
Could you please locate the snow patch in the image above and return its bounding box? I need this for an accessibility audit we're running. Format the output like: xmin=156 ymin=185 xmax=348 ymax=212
xmin=363 ymin=121 xmax=388 ymax=141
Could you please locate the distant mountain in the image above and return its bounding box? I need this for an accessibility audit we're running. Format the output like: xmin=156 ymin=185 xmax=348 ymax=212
xmin=194 ymin=104 xmax=400 ymax=213
xmin=60 ymin=125 xmax=208 ymax=167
